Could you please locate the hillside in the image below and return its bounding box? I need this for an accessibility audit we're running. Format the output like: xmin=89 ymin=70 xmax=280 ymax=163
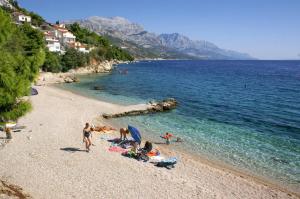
xmin=66 ymin=16 xmax=254 ymax=60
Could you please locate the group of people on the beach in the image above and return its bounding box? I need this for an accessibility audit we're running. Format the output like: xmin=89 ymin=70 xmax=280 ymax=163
xmin=82 ymin=122 xmax=182 ymax=152
xmin=83 ymin=122 xmax=118 ymax=152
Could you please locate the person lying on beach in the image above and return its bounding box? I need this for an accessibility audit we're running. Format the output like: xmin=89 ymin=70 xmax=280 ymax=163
xmin=120 ymin=127 xmax=130 ymax=141
xmin=83 ymin=123 xmax=92 ymax=152
xmin=91 ymin=125 xmax=116 ymax=133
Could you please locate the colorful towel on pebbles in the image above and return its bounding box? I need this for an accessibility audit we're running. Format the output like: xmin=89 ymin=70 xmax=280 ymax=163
xmin=108 ymin=146 xmax=128 ymax=153
xmin=149 ymin=156 xmax=165 ymax=161
xmin=99 ymin=135 xmax=114 ymax=141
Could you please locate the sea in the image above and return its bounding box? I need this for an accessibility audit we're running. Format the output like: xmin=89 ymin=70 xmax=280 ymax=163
xmin=59 ymin=60 xmax=300 ymax=191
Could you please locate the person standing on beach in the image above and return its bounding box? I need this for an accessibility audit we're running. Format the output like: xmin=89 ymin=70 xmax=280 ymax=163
xmin=161 ymin=132 xmax=173 ymax=145
xmin=119 ymin=127 xmax=129 ymax=141
xmin=83 ymin=123 xmax=92 ymax=152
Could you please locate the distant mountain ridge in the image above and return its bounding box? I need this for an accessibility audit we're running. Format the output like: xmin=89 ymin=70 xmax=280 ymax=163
xmin=65 ymin=16 xmax=254 ymax=60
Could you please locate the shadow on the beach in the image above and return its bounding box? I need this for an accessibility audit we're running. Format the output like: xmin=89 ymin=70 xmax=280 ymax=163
xmin=0 ymin=137 xmax=8 ymax=140
xmin=60 ymin=147 xmax=86 ymax=153
xmin=153 ymin=142 xmax=166 ymax=145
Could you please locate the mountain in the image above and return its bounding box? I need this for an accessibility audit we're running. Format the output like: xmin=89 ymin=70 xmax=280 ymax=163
xmin=66 ymin=16 xmax=254 ymax=60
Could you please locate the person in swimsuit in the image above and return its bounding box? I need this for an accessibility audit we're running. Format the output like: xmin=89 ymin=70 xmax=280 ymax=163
xmin=161 ymin=132 xmax=173 ymax=145
xmin=83 ymin=122 xmax=92 ymax=152
xmin=119 ymin=127 xmax=129 ymax=141
xmin=92 ymin=125 xmax=116 ymax=133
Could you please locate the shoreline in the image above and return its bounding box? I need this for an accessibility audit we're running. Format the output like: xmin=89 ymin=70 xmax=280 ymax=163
xmin=55 ymin=82 xmax=299 ymax=196
xmin=0 ymin=85 xmax=298 ymax=198
xmin=100 ymin=116 xmax=300 ymax=197
xmin=54 ymin=86 xmax=300 ymax=196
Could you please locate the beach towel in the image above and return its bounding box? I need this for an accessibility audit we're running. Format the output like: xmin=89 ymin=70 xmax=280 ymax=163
xmin=147 ymin=149 xmax=160 ymax=157
xmin=149 ymin=156 xmax=165 ymax=161
xmin=108 ymin=146 xmax=128 ymax=153
xmin=154 ymin=157 xmax=178 ymax=169
xmin=99 ymin=135 xmax=113 ymax=141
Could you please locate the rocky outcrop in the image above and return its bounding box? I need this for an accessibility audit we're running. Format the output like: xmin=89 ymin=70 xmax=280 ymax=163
xmin=35 ymin=60 xmax=129 ymax=86
xmin=35 ymin=73 xmax=79 ymax=86
xmin=68 ymin=60 xmax=123 ymax=74
xmin=102 ymin=98 xmax=177 ymax=119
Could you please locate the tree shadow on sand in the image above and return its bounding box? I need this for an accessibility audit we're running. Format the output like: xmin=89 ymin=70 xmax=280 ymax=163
xmin=60 ymin=147 xmax=86 ymax=153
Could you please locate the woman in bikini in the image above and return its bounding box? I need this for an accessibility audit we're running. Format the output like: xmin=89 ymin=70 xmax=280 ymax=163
xmin=83 ymin=123 xmax=92 ymax=152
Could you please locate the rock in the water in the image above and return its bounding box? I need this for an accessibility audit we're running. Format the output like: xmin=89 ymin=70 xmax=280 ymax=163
xmin=93 ymin=85 xmax=104 ymax=90
xmin=64 ymin=76 xmax=79 ymax=83
xmin=102 ymin=98 xmax=177 ymax=119
xmin=64 ymin=77 xmax=74 ymax=83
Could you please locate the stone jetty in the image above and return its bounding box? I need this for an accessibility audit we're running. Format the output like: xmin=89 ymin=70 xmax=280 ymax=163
xmin=102 ymin=98 xmax=177 ymax=119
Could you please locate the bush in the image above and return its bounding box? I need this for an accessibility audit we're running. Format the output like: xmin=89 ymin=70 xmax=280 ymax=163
xmin=61 ymin=48 xmax=89 ymax=72
xmin=0 ymin=101 xmax=32 ymax=121
xmin=42 ymin=51 xmax=61 ymax=72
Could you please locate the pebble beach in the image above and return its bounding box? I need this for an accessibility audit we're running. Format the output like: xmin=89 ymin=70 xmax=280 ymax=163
xmin=0 ymin=85 xmax=298 ymax=199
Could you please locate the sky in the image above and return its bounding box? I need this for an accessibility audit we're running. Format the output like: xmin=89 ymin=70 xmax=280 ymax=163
xmin=18 ymin=0 xmax=300 ymax=60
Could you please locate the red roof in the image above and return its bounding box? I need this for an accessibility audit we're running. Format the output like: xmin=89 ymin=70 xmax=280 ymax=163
xmin=52 ymin=25 xmax=68 ymax=32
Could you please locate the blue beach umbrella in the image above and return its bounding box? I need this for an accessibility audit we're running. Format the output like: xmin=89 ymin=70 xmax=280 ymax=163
xmin=128 ymin=125 xmax=142 ymax=144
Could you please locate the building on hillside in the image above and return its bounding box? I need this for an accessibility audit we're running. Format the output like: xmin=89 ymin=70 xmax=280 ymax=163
xmin=52 ymin=24 xmax=76 ymax=45
xmin=62 ymin=31 xmax=76 ymax=44
xmin=69 ymin=42 xmax=92 ymax=53
xmin=53 ymin=25 xmax=68 ymax=40
xmin=0 ymin=0 xmax=13 ymax=9
xmin=40 ymin=22 xmax=53 ymax=31
xmin=44 ymin=31 xmax=61 ymax=53
xmin=13 ymin=12 xmax=31 ymax=24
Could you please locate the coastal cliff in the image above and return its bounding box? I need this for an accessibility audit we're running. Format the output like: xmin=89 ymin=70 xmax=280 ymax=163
xmin=35 ymin=60 xmax=127 ymax=86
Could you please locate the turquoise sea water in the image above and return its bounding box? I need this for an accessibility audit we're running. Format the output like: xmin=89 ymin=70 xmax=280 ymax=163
xmin=60 ymin=60 xmax=300 ymax=191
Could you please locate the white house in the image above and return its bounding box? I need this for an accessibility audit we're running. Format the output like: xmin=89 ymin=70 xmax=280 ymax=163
xmin=44 ymin=32 xmax=61 ymax=53
xmin=62 ymin=31 xmax=76 ymax=44
xmin=53 ymin=24 xmax=76 ymax=45
xmin=47 ymin=41 xmax=61 ymax=52
xmin=13 ymin=12 xmax=31 ymax=24
xmin=0 ymin=0 xmax=13 ymax=9
xmin=69 ymin=42 xmax=91 ymax=53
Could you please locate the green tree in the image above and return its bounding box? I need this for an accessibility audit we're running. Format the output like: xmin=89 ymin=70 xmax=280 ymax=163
xmin=42 ymin=51 xmax=61 ymax=72
xmin=29 ymin=11 xmax=45 ymax=27
xmin=61 ymin=48 xmax=89 ymax=72
xmin=0 ymin=8 xmax=45 ymax=121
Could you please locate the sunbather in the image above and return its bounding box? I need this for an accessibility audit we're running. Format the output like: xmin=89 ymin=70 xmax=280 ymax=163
xmin=92 ymin=125 xmax=116 ymax=133
xmin=120 ymin=127 xmax=129 ymax=140
xmin=83 ymin=122 xmax=92 ymax=152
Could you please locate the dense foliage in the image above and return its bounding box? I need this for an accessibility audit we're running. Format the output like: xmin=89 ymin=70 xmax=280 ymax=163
xmin=42 ymin=23 xmax=134 ymax=72
xmin=67 ymin=23 xmax=134 ymax=61
xmin=0 ymin=8 xmax=45 ymax=121
xmin=42 ymin=50 xmax=61 ymax=72
xmin=61 ymin=48 xmax=90 ymax=72
xmin=8 ymin=0 xmax=45 ymax=26
xmin=67 ymin=23 xmax=110 ymax=47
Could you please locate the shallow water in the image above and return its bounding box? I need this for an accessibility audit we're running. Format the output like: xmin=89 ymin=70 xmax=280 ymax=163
xmin=60 ymin=60 xmax=300 ymax=190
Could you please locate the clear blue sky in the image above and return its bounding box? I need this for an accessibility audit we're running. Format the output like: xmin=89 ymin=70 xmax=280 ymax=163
xmin=18 ymin=0 xmax=300 ymax=60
